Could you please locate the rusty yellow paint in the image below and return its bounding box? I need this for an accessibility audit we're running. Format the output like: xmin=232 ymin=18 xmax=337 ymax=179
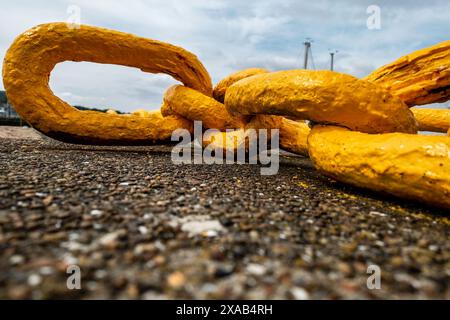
xmin=202 ymin=115 xmax=281 ymax=153
xmin=202 ymin=115 xmax=311 ymax=157
xmin=225 ymin=70 xmax=417 ymax=134
xmin=244 ymin=114 xmax=283 ymax=134
xmin=411 ymin=108 xmax=450 ymax=133
xmin=279 ymin=119 xmax=310 ymax=156
xmin=213 ymin=68 xmax=269 ymax=103
xmin=308 ymin=125 xmax=450 ymax=208
xmin=202 ymin=129 xmax=247 ymax=154
xmin=365 ymin=40 xmax=450 ymax=107
xmin=132 ymin=109 xmax=163 ymax=118
xmin=162 ymin=85 xmax=245 ymax=131
xmin=213 ymin=69 xmax=312 ymax=155
xmin=243 ymin=115 xmax=310 ymax=156
xmin=2 ymin=22 xmax=212 ymax=145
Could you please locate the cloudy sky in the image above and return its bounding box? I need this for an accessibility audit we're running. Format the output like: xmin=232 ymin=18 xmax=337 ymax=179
xmin=1 ymin=0 xmax=449 ymax=112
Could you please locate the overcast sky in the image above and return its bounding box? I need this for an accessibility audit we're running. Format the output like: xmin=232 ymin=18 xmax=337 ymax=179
xmin=1 ymin=0 xmax=449 ymax=112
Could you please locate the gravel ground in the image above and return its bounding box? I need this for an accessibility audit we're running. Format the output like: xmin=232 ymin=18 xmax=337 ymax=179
xmin=0 ymin=126 xmax=42 ymax=140
xmin=0 ymin=131 xmax=449 ymax=299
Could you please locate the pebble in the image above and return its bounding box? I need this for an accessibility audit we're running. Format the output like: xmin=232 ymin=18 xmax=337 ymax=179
xmin=42 ymin=195 xmax=54 ymax=206
xmin=39 ymin=266 xmax=55 ymax=275
xmin=9 ymin=255 xmax=25 ymax=265
xmin=291 ymin=287 xmax=310 ymax=300
xmin=203 ymin=230 xmax=219 ymax=237
xmin=369 ymin=211 xmax=387 ymax=217
xmin=138 ymin=226 xmax=149 ymax=235
xmin=90 ymin=210 xmax=103 ymax=216
xmin=142 ymin=292 xmax=168 ymax=300
xmin=167 ymin=272 xmax=186 ymax=289
xmin=246 ymin=264 xmax=266 ymax=276
xmin=98 ymin=231 xmax=122 ymax=249
xmin=27 ymin=274 xmax=42 ymax=287
xmin=134 ymin=243 xmax=156 ymax=255
xmin=180 ymin=217 xmax=225 ymax=237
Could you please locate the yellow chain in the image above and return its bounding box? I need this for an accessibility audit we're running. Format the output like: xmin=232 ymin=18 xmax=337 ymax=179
xmin=3 ymin=23 xmax=450 ymax=208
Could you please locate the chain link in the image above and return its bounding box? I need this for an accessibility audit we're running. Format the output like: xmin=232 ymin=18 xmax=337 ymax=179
xmin=3 ymin=23 xmax=450 ymax=208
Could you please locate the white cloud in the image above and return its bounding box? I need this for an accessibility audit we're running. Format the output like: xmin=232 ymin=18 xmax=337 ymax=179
xmin=1 ymin=0 xmax=449 ymax=112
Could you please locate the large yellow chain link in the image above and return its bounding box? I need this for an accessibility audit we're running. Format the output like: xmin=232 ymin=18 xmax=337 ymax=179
xmin=3 ymin=23 xmax=450 ymax=208
xmin=2 ymin=23 xmax=211 ymax=144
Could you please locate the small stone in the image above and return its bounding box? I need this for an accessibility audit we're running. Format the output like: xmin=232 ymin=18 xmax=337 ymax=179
xmin=62 ymin=254 xmax=78 ymax=265
xmin=43 ymin=195 xmax=53 ymax=206
xmin=143 ymin=213 xmax=154 ymax=220
xmin=201 ymin=283 xmax=218 ymax=294
xmin=202 ymin=230 xmax=219 ymax=237
xmin=90 ymin=209 xmax=103 ymax=216
xmin=28 ymin=274 xmax=42 ymax=286
xmin=418 ymin=239 xmax=428 ymax=248
xmin=94 ymin=270 xmax=108 ymax=279
xmin=142 ymin=291 xmax=168 ymax=300
xmin=68 ymin=233 xmax=80 ymax=241
xmin=98 ymin=231 xmax=123 ymax=249
xmin=369 ymin=211 xmax=387 ymax=217
xmin=167 ymin=271 xmax=186 ymax=289
xmin=39 ymin=266 xmax=55 ymax=275
xmin=358 ymin=245 xmax=368 ymax=252
xmin=153 ymin=255 xmax=166 ymax=266
xmin=181 ymin=217 xmax=225 ymax=237
xmin=246 ymin=263 xmax=266 ymax=276
xmin=134 ymin=243 xmax=156 ymax=255
xmin=212 ymin=264 xmax=235 ymax=278
xmin=138 ymin=226 xmax=149 ymax=235
xmin=93 ymin=223 xmax=103 ymax=230
xmin=249 ymin=230 xmax=259 ymax=240
xmin=126 ymin=283 xmax=140 ymax=299
xmin=61 ymin=241 xmax=84 ymax=252
xmin=9 ymin=255 xmax=25 ymax=265
xmin=86 ymin=281 xmax=98 ymax=291
xmin=391 ymin=256 xmax=404 ymax=267
xmin=8 ymin=285 xmax=31 ymax=299
xmin=291 ymin=287 xmax=310 ymax=300
xmin=342 ymin=242 xmax=358 ymax=253
xmin=337 ymin=262 xmax=352 ymax=275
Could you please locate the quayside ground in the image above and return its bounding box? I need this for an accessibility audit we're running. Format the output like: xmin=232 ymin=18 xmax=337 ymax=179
xmin=0 ymin=128 xmax=448 ymax=299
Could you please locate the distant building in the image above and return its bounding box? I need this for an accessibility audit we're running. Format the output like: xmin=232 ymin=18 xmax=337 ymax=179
xmin=0 ymin=91 xmax=19 ymax=118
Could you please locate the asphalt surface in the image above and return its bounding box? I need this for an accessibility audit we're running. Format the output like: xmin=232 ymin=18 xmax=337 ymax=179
xmin=0 ymin=135 xmax=449 ymax=299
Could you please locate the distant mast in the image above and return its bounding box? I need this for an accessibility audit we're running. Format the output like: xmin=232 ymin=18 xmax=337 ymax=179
xmin=329 ymin=50 xmax=338 ymax=71
xmin=303 ymin=38 xmax=313 ymax=69
xmin=303 ymin=40 xmax=337 ymax=71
